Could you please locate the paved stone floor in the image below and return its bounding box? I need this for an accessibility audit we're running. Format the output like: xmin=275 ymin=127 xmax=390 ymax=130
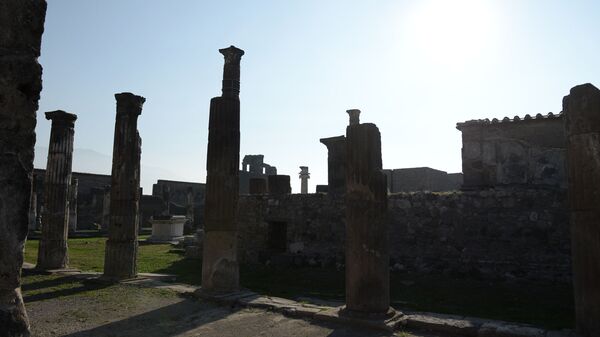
xmin=25 ymin=279 xmax=445 ymax=337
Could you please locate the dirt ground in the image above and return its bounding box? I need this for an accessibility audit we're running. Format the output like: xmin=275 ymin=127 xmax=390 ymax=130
xmin=23 ymin=274 xmax=449 ymax=337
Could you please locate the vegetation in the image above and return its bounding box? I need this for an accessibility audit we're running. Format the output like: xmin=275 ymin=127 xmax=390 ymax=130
xmin=24 ymin=236 xmax=574 ymax=330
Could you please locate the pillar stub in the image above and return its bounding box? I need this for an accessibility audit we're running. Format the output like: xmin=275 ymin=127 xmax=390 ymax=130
xmin=346 ymin=109 xmax=361 ymax=126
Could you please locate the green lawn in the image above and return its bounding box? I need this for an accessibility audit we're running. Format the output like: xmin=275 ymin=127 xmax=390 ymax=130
xmin=24 ymin=236 xmax=574 ymax=330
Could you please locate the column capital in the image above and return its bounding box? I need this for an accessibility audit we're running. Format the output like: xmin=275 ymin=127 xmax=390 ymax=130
xmin=45 ymin=110 xmax=77 ymax=126
xmin=299 ymin=166 xmax=310 ymax=178
xmin=219 ymin=45 xmax=245 ymax=98
xmin=115 ymin=92 xmax=146 ymax=116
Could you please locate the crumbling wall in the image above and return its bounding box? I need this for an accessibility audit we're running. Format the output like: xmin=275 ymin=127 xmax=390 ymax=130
xmin=237 ymin=188 xmax=570 ymax=283
xmin=457 ymin=114 xmax=566 ymax=189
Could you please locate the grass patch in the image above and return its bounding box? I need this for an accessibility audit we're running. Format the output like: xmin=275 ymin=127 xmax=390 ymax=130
xmin=24 ymin=236 xmax=574 ymax=329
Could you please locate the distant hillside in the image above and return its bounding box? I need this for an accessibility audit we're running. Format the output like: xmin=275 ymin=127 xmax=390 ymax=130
xmin=34 ymin=147 xmax=184 ymax=191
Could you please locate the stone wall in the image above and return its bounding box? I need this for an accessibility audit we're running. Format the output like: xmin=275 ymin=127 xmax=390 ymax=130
xmin=456 ymin=113 xmax=566 ymax=189
xmin=237 ymin=188 xmax=570 ymax=283
xmin=383 ymin=167 xmax=463 ymax=192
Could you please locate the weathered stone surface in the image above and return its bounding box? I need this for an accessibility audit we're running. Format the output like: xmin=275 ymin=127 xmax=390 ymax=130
xmin=37 ymin=110 xmax=77 ymax=270
xmin=237 ymin=187 xmax=569 ymax=282
xmin=0 ymin=0 xmax=47 ymax=335
xmin=68 ymin=178 xmax=78 ymax=232
xmin=268 ymin=175 xmax=291 ymax=195
xmin=457 ymin=113 xmax=566 ymax=189
xmin=249 ymin=178 xmax=267 ymax=195
xmin=103 ymin=92 xmax=145 ymax=280
xmin=344 ymin=122 xmax=390 ymax=315
xmin=320 ymin=135 xmax=346 ymax=196
xmin=202 ymin=46 xmax=244 ymax=293
xmin=563 ymin=83 xmax=600 ymax=337
xmin=478 ymin=322 xmax=545 ymax=337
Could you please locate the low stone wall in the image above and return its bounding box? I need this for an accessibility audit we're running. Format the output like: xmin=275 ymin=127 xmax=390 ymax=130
xmin=237 ymin=187 xmax=570 ymax=283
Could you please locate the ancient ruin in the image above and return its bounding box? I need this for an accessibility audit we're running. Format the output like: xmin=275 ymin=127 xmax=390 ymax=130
xmin=202 ymin=46 xmax=244 ymax=293
xmin=320 ymin=135 xmax=347 ymax=195
xmin=563 ymin=83 xmax=600 ymax=337
xmin=457 ymin=113 xmax=565 ymax=189
xmin=343 ymin=115 xmax=391 ymax=316
xmin=37 ymin=110 xmax=77 ymax=270
xmin=299 ymin=166 xmax=310 ymax=194
xmin=239 ymin=154 xmax=278 ymax=194
xmin=103 ymin=92 xmax=145 ymax=280
xmin=68 ymin=178 xmax=79 ymax=232
xmin=0 ymin=0 xmax=47 ymax=334
xmin=268 ymin=175 xmax=291 ymax=195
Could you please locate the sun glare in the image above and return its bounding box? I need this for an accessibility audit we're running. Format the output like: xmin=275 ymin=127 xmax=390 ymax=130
xmin=404 ymin=0 xmax=497 ymax=69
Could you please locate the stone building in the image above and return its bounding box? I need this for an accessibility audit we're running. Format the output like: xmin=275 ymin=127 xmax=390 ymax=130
xmin=456 ymin=112 xmax=566 ymax=189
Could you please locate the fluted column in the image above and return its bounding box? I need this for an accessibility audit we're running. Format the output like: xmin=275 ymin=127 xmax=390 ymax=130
xmin=202 ymin=46 xmax=244 ymax=293
xmin=342 ymin=114 xmax=391 ymax=317
xmin=37 ymin=110 xmax=77 ymax=270
xmin=299 ymin=166 xmax=310 ymax=194
xmin=68 ymin=178 xmax=78 ymax=233
xmin=564 ymin=83 xmax=600 ymax=337
xmin=0 ymin=1 xmax=47 ymax=334
xmin=103 ymin=92 xmax=145 ymax=280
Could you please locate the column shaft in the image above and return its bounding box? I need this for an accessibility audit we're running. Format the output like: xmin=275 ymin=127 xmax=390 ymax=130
xmin=0 ymin=0 xmax=47 ymax=335
xmin=37 ymin=110 xmax=77 ymax=270
xmin=103 ymin=93 xmax=144 ymax=280
xmin=564 ymin=83 xmax=600 ymax=337
xmin=344 ymin=122 xmax=390 ymax=315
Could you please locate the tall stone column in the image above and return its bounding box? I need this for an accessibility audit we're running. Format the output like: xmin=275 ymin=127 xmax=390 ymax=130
xmin=564 ymin=83 xmax=600 ymax=337
xmin=202 ymin=46 xmax=244 ymax=293
xmin=103 ymin=92 xmax=145 ymax=280
xmin=299 ymin=166 xmax=310 ymax=194
xmin=0 ymin=0 xmax=47 ymax=335
xmin=342 ymin=116 xmax=391 ymax=317
xmin=37 ymin=110 xmax=77 ymax=270
xmin=186 ymin=187 xmax=195 ymax=227
xmin=320 ymin=135 xmax=347 ymax=195
xmin=101 ymin=185 xmax=110 ymax=230
xmin=29 ymin=181 xmax=38 ymax=231
xmin=68 ymin=178 xmax=78 ymax=233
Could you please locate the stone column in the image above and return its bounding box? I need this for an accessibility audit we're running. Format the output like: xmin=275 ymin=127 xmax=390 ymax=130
xmin=37 ymin=110 xmax=77 ymax=270
xmin=343 ymin=118 xmax=391 ymax=317
xmin=299 ymin=166 xmax=310 ymax=194
xmin=564 ymin=83 xmax=600 ymax=337
xmin=161 ymin=185 xmax=171 ymax=216
xmin=0 ymin=0 xmax=47 ymax=334
xmin=29 ymin=181 xmax=38 ymax=231
xmin=103 ymin=92 xmax=145 ymax=280
xmin=202 ymin=46 xmax=244 ymax=293
xmin=320 ymin=135 xmax=347 ymax=195
xmin=101 ymin=185 xmax=110 ymax=230
xmin=68 ymin=178 xmax=78 ymax=233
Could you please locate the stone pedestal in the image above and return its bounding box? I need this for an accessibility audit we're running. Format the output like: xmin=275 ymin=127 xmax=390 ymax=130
xmin=0 ymin=1 xmax=47 ymax=335
xmin=268 ymin=175 xmax=291 ymax=195
xmin=343 ymin=121 xmax=391 ymax=317
xmin=147 ymin=215 xmax=186 ymax=243
xmin=38 ymin=110 xmax=77 ymax=270
xmin=320 ymin=136 xmax=347 ymax=196
xmin=202 ymin=46 xmax=244 ymax=293
xmin=103 ymin=92 xmax=145 ymax=281
xmin=299 ymin=166 xmax=310 ymax=194
xmin=564 ymin=83 xmax=600 ymax=337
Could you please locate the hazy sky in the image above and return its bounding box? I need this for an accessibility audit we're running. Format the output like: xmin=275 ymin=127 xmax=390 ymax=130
xmin=35 ymin=0 xmax=600 ymax=192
